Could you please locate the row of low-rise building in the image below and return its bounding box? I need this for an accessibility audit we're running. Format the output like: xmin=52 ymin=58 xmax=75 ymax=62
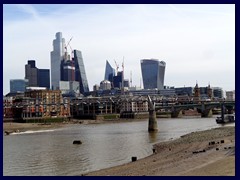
xmin=3 ymin=90 xmax=70 ymax=119
xmin=3 ymin=88 xmax=235 ymax=120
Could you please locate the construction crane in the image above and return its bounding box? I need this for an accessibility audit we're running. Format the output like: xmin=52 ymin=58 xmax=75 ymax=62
xmin=114 ymin=60 xmax=119 ymax=73
xmin=65 ymin=37 xmax=73 ymax=60
xmin=65 ymin=37 xmax=75 ymax=81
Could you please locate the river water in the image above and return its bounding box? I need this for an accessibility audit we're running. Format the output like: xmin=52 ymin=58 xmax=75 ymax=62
xmin=3 ymin=116 xmax=228 ymax=176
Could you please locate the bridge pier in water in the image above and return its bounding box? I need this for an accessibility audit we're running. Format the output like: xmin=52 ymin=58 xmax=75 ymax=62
xmin=171 ymin=110 xmax=183 ymax=118
xmin=201 ymin=109 xmax=213 ymax=118
xmin=148 ymin=110 xmax=158 ymax=132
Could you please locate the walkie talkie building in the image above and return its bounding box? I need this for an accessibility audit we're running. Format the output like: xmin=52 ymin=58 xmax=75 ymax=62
xmin=140 ymin=59 xmax=166 ymax=90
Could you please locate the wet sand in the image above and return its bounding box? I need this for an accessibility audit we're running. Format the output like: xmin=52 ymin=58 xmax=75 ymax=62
xmin=3 ymin=122 xmax=69 ymax=134
xmin=84 ymin=126 xmax=235 ymax=176
xmin=3 ymin=118 xmax=146 ymax=133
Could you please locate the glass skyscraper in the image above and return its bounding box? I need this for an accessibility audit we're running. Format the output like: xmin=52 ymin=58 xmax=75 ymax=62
xmin=74 ymin=50 xmax=89 ymax=94
xmin=140 ymin=59 xmax=166 ymax=90
xmin=38 ymin=69 xmax=50 ymax=89
xmin=113 ymin=71 xmax=123 ymax=89
xmin=10 ymin=79 xmax=29 ymax=93
xmin=61 ymin=60 xmax=75 ymax=81
xmin=104 ymin=60 xmax=115 ymax=83
xmin=51 ymin=32 xmax=65 ymax=90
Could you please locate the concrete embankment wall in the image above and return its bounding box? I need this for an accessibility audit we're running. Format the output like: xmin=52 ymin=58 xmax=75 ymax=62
xmin=120 ymin=112 xmax=149 ymax=119
xmin=3 ymin=117 xmax=70 ymax=123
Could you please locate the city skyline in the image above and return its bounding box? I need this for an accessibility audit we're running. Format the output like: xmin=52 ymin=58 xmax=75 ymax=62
xmin=3 ymin=4 xmax=235 ymax=95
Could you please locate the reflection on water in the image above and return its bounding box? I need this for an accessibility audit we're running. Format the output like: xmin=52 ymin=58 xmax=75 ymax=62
xmin=148 ymin=132 xmax=158 ymax=143
xmin=4 ymin=117 xmax=225 ymax=176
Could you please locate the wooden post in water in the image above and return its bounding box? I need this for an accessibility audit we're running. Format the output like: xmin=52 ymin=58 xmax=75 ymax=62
xmin=148 ymin=95 xmax=158 ymax=132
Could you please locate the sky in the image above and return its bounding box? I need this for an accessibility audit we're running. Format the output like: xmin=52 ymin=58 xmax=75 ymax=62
xmin=3 ymin=4 xmax=235 ymax=95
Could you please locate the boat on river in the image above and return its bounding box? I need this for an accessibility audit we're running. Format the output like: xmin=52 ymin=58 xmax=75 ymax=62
xmin=216 ymin=114 xmax=235 ymax=124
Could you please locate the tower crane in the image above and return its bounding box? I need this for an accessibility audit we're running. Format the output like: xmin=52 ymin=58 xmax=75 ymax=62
xmin=65 ymin=37 xmax=73 ymax=60
xmin=64 ymin=37 xmax=75 ymax=81
xmin=114 ymin=60 xmax=119 ymax=73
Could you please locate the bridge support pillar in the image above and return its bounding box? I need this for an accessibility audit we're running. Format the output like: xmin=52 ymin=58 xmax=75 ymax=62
xmin=201 ymin=109 xmax=213 ymax=118
xmin=171 ymin=110 xmax=182 ymax=118
xmin=226 ymin=107 xmax=234 ymax=114
xmin=148 ymin=110 xmax=158 ymax=132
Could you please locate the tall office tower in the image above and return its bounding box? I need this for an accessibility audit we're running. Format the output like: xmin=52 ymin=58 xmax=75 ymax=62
xmin=73 ymin=50 xmax=89 ymax=94
xmin=10 ymin=79 xmax=29 ymax=93
xmin=61 ymin=59 xmax=75 ymax=81
xmin=25 ymin=60 xmax=38 ymax=87
xmin=104 ymin=60 xmax=115 ymax=83
xmin=140 ymin=59 xmax=166 ymax=90
xmin=51 ymin=32 xmax=66 ymax=90
xmin=38 ymin=69 xmax=50 ymax=89
xmin=113 ymin=71 xmax=123 ymax=88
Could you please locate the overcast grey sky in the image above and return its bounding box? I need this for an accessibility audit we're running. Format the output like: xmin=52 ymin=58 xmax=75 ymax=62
xmin=3 ymin=4 xmax=235 ymax=95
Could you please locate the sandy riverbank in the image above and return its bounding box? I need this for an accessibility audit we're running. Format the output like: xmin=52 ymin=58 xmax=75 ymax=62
xmin=3 ymin=118 xmax=147 ymax=134
xmin=3 ymin=120 xmax=101 ymax=133
xmin=84 ymin=126 xmax=235 ymax=176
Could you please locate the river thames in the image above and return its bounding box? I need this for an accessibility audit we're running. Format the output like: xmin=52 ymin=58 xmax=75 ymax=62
xmin=4 ymin=116 xmax=226 ymax=176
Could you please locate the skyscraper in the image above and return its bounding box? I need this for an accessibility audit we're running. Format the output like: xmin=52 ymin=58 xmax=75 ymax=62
xmin=104 ymin=60 xmax=115 ymax=83
xmin=140 ymin=59 xmax=166 ymax=90
xmin=74 ymin=50 xmax=89 ymax=94
xmin=24 ymin=60 xmax=50 ymax=89
xmin=38 ymin=69 xmax=50 ymax=89
xmin=113 ymin=71 xmax=123 ymax=89
xmin=61 ymin=59 xmax=75 ymax=81
xmin=25 ymin=60 xmax=38 ymax=87
xmin=51 ymin=32 xmax=65 ymax=90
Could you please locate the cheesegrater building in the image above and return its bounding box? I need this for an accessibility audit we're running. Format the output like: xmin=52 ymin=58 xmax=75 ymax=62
xmin=74 ymin=50 xmax=89 ymax=94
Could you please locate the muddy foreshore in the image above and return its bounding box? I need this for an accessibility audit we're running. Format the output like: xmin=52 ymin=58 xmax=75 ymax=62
xmin=84 ymin=126 xmax=235 ymax=176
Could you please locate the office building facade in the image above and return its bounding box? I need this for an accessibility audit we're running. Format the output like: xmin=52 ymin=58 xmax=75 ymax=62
xmin=59 ymin=81 xmax=79 ymax=95
xmin=212 ymin=87 xmax=223 ymax=99
xmin=25 ymin=60 xmax=38 ymax=87
xmin=141 ymin=59 xmax=166 ymax=90
xmin=175 ymin=87 xmax=194 ymax=96
xmin=61 ymin=60 xmax=75 ymax=81
xmin=113 ymin=71 xmax=123 ymax=89
xmin=74 ymin=50 xmax=89 ymax=94
xmin=38 ymin=69 xmax=50 ymax=89
xmin=24 ymin=60 xmax=50 ymax=89
xmin=226 ymin=90 xmax=235 ymax=101
xmin=10 ymin=79 xmax=29 ymax=93
xmin=104 ymin=60 xmax=115 ymax=83
xmin=51 ymin=32 xmax=66 ymax=90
